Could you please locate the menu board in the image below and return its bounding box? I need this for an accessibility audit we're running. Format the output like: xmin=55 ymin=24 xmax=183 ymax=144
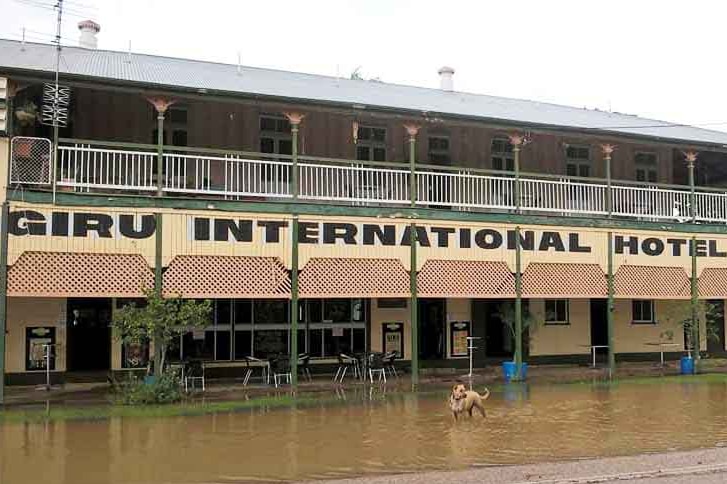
xmin=122 ymin=340 xmax=150 ymax=369
xmin=450 ymin=321 xmax=471 ymax=357
xmin=382 ymin=322 xmax=403 ymax=357
xmin=26 ymin=327 xmax=56 ymax=371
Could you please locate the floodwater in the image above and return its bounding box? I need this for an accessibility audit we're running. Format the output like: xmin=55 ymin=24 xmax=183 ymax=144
xmin=3 ymin=380 xmax=727 ymax=483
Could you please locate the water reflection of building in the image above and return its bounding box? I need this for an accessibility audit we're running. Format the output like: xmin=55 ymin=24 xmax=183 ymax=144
xmin=2 ymin=25 xmax=727 ymax=391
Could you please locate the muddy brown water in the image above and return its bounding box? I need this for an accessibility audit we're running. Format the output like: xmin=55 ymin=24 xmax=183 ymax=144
xmin=3 ymin=381 xmax=727 ymax=483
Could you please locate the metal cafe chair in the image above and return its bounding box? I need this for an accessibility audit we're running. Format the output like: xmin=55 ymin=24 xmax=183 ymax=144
xmin=183 ymin=360 xmax=205 ymax=392
xmin=383 ymin=351 xmax=399 ymax=378
xmin=368 ymin=352 xmax=387 ymax=384
xmin=270 ymin=355 xmax=292 ymax=388
xmin=333 ymin=353 xmax=359 ymax=383
xmin=298 ymin=353 xmax=312 ymax=382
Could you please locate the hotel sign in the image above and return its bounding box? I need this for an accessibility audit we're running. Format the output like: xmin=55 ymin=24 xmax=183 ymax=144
xmin=8 ymin=210 xmax=727 ymax=258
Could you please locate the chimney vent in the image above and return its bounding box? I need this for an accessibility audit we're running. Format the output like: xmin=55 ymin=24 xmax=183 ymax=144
xmin=438 ymin=66 xmax=455 ymax=91
xmin=78 ymin=20 xmax=100 ymax=49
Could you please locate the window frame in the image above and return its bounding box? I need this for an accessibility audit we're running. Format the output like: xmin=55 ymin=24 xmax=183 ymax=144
xmin=544 ymin=299 xmax=570 ymax=325
xmin=635 ymin=151 xmax=658 ymax=183
xmin=565 ymin=144 xmax=591 ymax=178
xmin=491 ymin=136 xmax=514 ymax=172
xmin=356 ymin=125 xmax=387 ymax=162
xmin=632 ymin=299 xmax=656 ymax=324
xmin=428 ymin=135 xmax=451 ymax=166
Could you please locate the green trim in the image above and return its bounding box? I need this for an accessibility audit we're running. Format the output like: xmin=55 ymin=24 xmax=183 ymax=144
xmin=14 ymin=190 xmax=727 ymax=235
xmin=154 ymin=213 xmax=163 ymax=291
xmin=0 ymin=202 xmax=9 ymax=403
xmin=290 ymin=216 xmax=299 ymax=386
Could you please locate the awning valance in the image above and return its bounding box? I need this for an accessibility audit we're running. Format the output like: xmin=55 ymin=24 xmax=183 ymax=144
xmin=522 ymin=263 xmax=607 ymax=298
xmin=614 ymin=265 xmax=691 ymax=299
xmin=299 ymin=258 xmax=409 ymax=298
xmin=417 ymin=260 xmax=515 ymax=298
xmin=8 ymin=251 xmax=153 ymax=297
xmin=163 ymin=255 xmax=291 ymax=298
xmin=698 ymin=268 xmax=727 ymax=298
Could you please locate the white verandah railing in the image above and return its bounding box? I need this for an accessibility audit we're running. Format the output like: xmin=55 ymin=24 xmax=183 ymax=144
xmin=13 ymin=140 xmax=727 ymax=224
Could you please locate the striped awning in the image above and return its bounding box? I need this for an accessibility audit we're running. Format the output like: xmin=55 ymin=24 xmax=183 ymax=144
xmin=299 ymin=258 xmax=409 ymax=298
xmin=614 ymin=265 xmax=691 ymax=299
xmin=8 ymin=251 xmax=153 ymax=297
xmin=698 ymin=268 xmax=727 ymax=298
xmin=417 ymin=260 xmax=515 ymax=298
xmin=522 ymin=263 xmax=607 ymax=298
xmin=163 ymin=255 xmax=291 ymax=298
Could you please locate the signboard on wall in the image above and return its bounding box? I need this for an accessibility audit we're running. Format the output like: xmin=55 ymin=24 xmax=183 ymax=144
xmin=26 ymin=327 xmax=56 ymax=371
xmin=382 ymin=322 xmax=403 ymax=357
xmin=450 ymin=321 xmax=471 ymax=357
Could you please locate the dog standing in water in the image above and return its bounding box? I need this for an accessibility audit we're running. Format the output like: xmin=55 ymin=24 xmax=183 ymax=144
xmin=449 ymin=382 xmax=490 ymax=420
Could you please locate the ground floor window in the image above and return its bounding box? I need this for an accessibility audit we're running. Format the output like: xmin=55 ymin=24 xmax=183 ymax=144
xmin=632 ymin=300 xmax=656 ymax=324
xmin=165 ymin=298 xmax=367 ymax=361
xmin=545 ymin=299 xmax=569 ymax=325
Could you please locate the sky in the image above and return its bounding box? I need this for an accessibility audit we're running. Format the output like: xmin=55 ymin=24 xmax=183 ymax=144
xmin=2 ymin=0 xmax=726 ymax=132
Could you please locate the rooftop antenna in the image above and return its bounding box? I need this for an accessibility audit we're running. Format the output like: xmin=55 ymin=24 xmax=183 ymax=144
xmin=126 ymin=40 xmax=132 ymax=63
xmin=237 ymin=52 xmax=242 ymax=76
xmin=21 ymin=27 xmax=26 ymax=50
xmin=46 ymin=0 xmax=65 ymax=204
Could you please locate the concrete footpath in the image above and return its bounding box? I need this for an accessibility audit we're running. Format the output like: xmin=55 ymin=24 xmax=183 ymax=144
xmin=304 ymin=447 xmax=727 ymax=484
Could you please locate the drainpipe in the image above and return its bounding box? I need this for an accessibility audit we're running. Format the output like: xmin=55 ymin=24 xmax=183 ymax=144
xmin=601 ymin=144 xmax=616 ymax=376
xmin=509 ymin=134 xmax=524 ymax=379
xmin=405 ymin=124 xmax=420 ymax=386
xmin=0 ymin=201 xmax=8 ymax=404
xmin=686 ymin=151 xmax=699 ymax=368
xmin=284 ymin=113 xmax=304 ymax=386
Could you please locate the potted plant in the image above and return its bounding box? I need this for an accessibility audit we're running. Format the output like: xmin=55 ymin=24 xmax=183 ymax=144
xmin=658 ymin=301 xmax=722 ymax=375
xmin=14 ymin=100 xmax=38 ymax=128
xmin=496 ymin=302 xmax=538 ymax=382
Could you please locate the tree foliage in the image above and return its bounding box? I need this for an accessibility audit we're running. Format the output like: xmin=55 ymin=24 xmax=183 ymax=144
xmin=112 ymin=289 xmax=212 ymax=376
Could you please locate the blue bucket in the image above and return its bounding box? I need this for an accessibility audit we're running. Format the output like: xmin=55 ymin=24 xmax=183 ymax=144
xmin=502 ymin=362 xmax=528 ymax=382
xmin=143 ymin=375 xmax=157 ymax=385
xmin=680 ymin=356 xmax=694 ymax=375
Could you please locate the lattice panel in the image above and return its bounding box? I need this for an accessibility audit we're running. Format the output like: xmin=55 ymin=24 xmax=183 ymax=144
xmin=522 ymin=263 xmax=607 ymax=298
xmin=418 ymin=260 xmax=515 ymax=298
xmin=299 ymin=258 xmax=409 ymax=298
xmin=163 ymin=255 xmax=291 ymax=298
xmin=8 ymin=252 xmax=153 ymax=297
xmin=698 ymin=268 xmax=727 ymax=298
xmin=614 ymin=265 xmax=691 ymax=299
xmin=10 ymin=137 xmax=52 ymax=185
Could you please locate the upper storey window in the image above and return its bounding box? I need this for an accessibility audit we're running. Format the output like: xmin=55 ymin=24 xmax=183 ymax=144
xmin=635 ymin=152 xmax=658 ymax=183
xmin=259 ymin=115 xmax=292 ymax=155
xmin=491 ymin=137 xmax=514 ymax=171
xmin=428 ymin=136 xmax=451 ymax=165
xmin=356 ymin=126 xmax=386 ymax=161
xmin=566 ymin=145 xmax=590 ymax=177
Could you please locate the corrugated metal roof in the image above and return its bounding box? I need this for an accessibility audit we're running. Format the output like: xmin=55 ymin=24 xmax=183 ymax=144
xmin=2 ymin=38 xmax=727 ymax=147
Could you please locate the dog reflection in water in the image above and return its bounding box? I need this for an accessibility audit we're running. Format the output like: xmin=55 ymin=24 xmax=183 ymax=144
xmin=449 ymin=382 xmax=490 ymax=421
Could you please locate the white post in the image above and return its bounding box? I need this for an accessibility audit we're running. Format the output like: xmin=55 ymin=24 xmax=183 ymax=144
xmin=467 ymin=336 xmax=481 ymax=379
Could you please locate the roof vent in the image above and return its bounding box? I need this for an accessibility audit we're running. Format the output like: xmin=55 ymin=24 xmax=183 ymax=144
xmin=438 ymin=66 xmax=455 ymax=91
xmin=78 ymin=20 xmax=100 ymax=49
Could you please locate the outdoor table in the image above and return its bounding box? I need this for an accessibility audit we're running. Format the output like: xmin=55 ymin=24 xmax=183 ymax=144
xmin=241 ymin=356 xmax=271 ymax=386
xmin=645 ymin=342 xmax=682 ymax=366
xmin=580 ymin=344 xmax=609 ymax=368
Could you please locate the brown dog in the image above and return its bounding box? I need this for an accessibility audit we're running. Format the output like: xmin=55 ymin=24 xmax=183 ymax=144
xmin=449 ymin=383 xmax=490 ymax=420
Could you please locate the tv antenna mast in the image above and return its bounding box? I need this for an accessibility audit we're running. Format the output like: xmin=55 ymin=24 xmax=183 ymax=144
xmin=41 ymin=0 xmax=71 ymax=202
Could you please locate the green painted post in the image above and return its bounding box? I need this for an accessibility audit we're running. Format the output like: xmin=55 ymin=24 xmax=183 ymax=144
xmin=290 ymin=216 xmax=299 ymax=386
xmin=686 ymin=153 xmax=700 ymax=367
xmin=156 ymin=111 xmax=164 ymax=197
xmin=406 ymin=125 xmax=419 ymax=386
xmin=286 ymin=113 xmax=304 ymax=386
xmin=602 ymin=145 xmax=616 ymax=376
xmin=0 ymin=201 xmax=9 ymax=404
xmin=153 ymin=211 xmax=163 ymax=378
xmin=510 ymin=135 xmax=524 ymax=378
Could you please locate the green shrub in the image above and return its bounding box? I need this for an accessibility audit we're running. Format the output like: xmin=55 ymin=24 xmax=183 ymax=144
xmin=114 ymin=370 xmax=184 ymax=405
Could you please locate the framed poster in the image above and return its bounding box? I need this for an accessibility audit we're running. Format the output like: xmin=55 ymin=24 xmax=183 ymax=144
xmin=121 ymin=340 xmax=150 ymax=369
xmin=450 ymin=321 xmax=471 ymax=357
xmin=26 ymin=327 xmax=56 ymax=371
xmin=382 ymin=322 xmax=404 ymax=357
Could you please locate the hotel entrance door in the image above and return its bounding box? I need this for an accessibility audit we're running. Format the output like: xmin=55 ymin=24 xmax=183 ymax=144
xmin=66 ymin=298 xmax=112 ymax=372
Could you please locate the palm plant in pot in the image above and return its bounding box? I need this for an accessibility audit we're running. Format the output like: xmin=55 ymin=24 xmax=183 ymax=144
xmin=496 ymin=302 xmax=538 ymax=382
xmin=657 ymin=301 xmax=722 ymax=374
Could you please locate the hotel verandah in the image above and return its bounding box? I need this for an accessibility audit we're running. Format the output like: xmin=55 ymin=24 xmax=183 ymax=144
xmin=3 ymin=29 xmax=727 ymax=395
